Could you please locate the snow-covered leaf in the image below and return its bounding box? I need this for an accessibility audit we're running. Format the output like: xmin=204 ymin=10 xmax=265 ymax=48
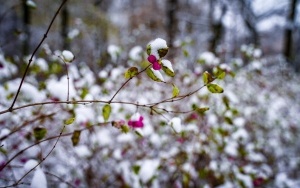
xmin=161 ymin=59 xmax=175 ymax=77
xmin=62 ymin=50 xmax=75 ymax=62
xmin=146 ymin=68 xmax=164 ymax=82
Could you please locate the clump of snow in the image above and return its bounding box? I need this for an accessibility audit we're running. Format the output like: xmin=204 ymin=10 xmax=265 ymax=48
xmin=107 ymin=44 xmax=121 ymax=62
xmin=31 ymin=168 xmax=47 ymax=188
xmin=148 ymin=38 xmax=168 ymax=59
xmin=75 ymin=105 xmax=95 ymax=124
xmin=92 ymin=128 xmax=112 ymax=146
xmin=198 ymin=52 xmax=219 ymax=66
xmin=169 ymin=117 xmax=182 ymax=133
xmin=62 ymin=50 xmax=75 ymax=62
xmin=24 ymin=159 xmax=39 ymax=171
xmin=138 ymin=159 xmax=160 ymax=183
xmin=35 ymin=58 xmax=48 ymax=71
xmin=46 ymin=76 xmax=77 ymax=100
xmin=0 ymin=53 xmax=18 ymax=79
xmin=129 ymin=46 xmax=143 ymax=61
xmin=74 ymin=145 xmax=92 ymax=158
xmin=68 ymin=29 xmax=80 ymax=39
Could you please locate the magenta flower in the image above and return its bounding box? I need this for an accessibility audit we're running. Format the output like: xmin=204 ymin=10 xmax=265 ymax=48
xmin=147 ymin=55 xmax=161 ymax=70
xmin=128 ymin=113 xmax=144 ymax=128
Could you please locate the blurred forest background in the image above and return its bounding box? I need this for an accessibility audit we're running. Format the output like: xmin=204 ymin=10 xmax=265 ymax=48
xmin=1 ymin=0 xmax=300 ymax=187
xmin=1 ymin=0 xmax=299 ymax=71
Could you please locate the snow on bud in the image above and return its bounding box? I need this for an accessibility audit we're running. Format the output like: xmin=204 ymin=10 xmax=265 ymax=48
xmin=62 ymin=50 xmax=75 ymax=62
xmin=147 ymin=38 xmax=168 ymax=59
xmin=169 ymin=117 xmax=182 ymax=133
xmin=24 ymin=159 xmax=38 ymax=171
xmin=151 ymin=68 xmax=165 ymax=82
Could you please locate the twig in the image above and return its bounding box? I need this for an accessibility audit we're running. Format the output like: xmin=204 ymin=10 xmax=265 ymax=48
xmin=44 ymin=171 xmax=77 ymax=188
xmin=109 ymin=65 xmax=151 ymax=103
xmin=8 ymin=0 xmax=68 ymax=112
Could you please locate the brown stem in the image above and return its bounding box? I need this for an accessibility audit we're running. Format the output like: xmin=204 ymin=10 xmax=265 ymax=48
xmin=8 ymin=0 xmax=68 ymax=112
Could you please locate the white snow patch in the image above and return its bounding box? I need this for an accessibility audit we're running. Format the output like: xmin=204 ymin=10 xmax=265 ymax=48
xmin=75 ymin=105 xmax=95 ymax=124
xmin=129 ymin=46 xmax=143 ymax=61
xmin=24 ymin=159 xmax=39 ymax=171
xmin=138 ymin=159 xmax=160 ymax=183
xmin=169 ymin=117 xmax=182 ymax=133
xmin=108 ymin=45 xmax=121 ymax=62
xmin=74 ymin=145 xmax=92 ymax=158
xmin=92 ymin=129 xmax=112 ymax=146
xmin=35 ymin=58 xmax=48 ymax=71
xmin=62 ymin=50 xmax=75 ymax=62
xmin=46 ymin=76 xmax=77 ymax=100
xmin=31 ymin=168 xmax=47 ymax=188
xmin=151 ymin=68 xmax=165 ymax=82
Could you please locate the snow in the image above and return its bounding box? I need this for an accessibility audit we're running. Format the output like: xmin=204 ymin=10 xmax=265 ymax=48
xmin=198 ymin=52 xmax=219 ymax=66
xmin=161 ymin=60 xmax=174 ymax=72
xmin=148 ymin=38 xmax=168 ymax=59
xmin=138 ymin=159 xmax=160 ymax=183
xmin=62 ymin=50 xmax=75 ymax=62
xmin=92 ymin=128 xmax=112 ymax=146
xmin=68 ymin=29 xmax=80 ymax=39
xmin=35 ymin=58 xmax=49 ymax=71
xmin=151 ymin=68 xmax=165 ymax=82
xmin=46 ymin=76 xmax=77 ymax=100
xmin=74 ymin=145 xmax=92 ymax=158
xmin=169 ymin=117 xmax=182 ymax=133
xmin=31 ymin=168 xmax=47 ymax=188
xmin=75 ymin=105 xmax=95 ymax=124
xmin=0 ymin=53 xmax=17 ymax=79
xmin=24 ymin=159 xmax=39 ymax=171
xmin=107 ymin=44 xmax=121 ymax=62
xmin=129 ymin=46 xmax=143 ymax=61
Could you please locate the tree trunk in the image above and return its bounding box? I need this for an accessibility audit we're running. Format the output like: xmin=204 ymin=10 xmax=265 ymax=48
xmin=22 ymin=0 xmax=31 ymax=56
xmin=166 ymin=0 xmax=178 ymax=50
xmin=61 ymin=3 xmax=70 ymax=49
xmin=283 ymin=0 xmax=298 ymax=63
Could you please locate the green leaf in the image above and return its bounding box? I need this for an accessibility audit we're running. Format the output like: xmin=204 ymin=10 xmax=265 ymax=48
xmin=146 ymin=68 xmax=164 ymax=82
xmin=183 ymin=49 xmax=189 ymax=57
xmin=172 ymin=84 xmax=180 ymax=98
xmin=146 ymin=44 xmax=151 ymax=55
xmin=121 ymin=125 xmax=130 ymax=133
xmin=64 ymin=117 xmax=75 ymax=125
xmin=213 ymin=67 xmax=226 ymax=79
xmin=192 ymin=104 xmax=209 ymax=115
xmin=134 ymin=130 xmax=143 ymax=138
xmin=223 ymin=96 xmax=230 ymax=109
xmin=158 ymin=47 xmax=168 ymax=58
xmin=71 ymin=130 xmax=81 ymax=146
xmin=202 ymin=71 xmax=213 ymax=84
xmin=102 ymin=104 xmax=111 ymax=122
xmin=161 ymin=60 xmax=175 ymax=77
xmin=124 ymin=67 xmax=138 ymax=79
xmin=132 ymin=165 xmax=141 ymax=175
xmin=207 ymin=83 xmax=224 ymax=93
xmin=33 ymin=126 xmax=47 ymax=141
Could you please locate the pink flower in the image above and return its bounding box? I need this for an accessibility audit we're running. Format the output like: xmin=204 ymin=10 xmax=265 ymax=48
xmin=147 ymin=55 xmax=161 ymax=70
xmin=128 ymin=114 xmax=144 ymax=128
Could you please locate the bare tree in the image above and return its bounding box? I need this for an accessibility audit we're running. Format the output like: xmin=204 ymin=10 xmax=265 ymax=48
xmin=283 ymin=0 xmax=298 ymax=64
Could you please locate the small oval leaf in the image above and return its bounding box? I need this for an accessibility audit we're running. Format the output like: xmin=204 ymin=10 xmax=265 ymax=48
xmin=64 ymin=117 xmax=75 ymax=125
xmin=124 ymin=67 xmax=138 ymax=79
xmin=33 ymin=126 xmax=47 ymax=141
xmin=203 ymin=71 xmax=213 ymax=84
xmin=71 ymin=130 xmax=81 ymax=146
xmin=207 ymin=83 xmax=224 ymax=93
xmin=172 ymin=84 xmax=180 ymax=98
xmin=102 ymin=104 xmax=111 ymax=122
